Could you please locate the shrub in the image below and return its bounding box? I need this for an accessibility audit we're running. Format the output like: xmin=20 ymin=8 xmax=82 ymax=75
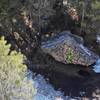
xmin=0 ymin=36 xmax=36 ymax=100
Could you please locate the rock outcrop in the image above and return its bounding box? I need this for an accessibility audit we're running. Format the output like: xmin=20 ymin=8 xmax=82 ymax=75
xmin=41 ymin=31 xmax=99 ymax=66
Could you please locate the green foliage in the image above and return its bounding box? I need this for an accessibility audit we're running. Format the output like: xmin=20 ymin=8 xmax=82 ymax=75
xmin=68 ymin=0 xmax=100 ymax=33
xmin=92 ymin=1 xmax=100 ymax=10
xmin=66 ymin=48 xmax=74 ymax=63
xmin=0 ymin=36 xmax=36 ymax=100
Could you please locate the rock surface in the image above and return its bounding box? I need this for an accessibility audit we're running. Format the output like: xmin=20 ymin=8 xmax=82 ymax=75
xmin=41 ymin=31 xmax=99 ymax=66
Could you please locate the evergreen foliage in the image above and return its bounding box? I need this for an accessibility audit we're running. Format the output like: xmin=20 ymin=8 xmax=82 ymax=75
xmin=0 ymin=36 xmax=36 ymax=100
xmin=67 ymin=0 xmax=100 ymax=33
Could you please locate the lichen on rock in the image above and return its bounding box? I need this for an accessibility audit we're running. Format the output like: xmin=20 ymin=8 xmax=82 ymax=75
xmin=41 ymin=31 xmax=99 ymax=66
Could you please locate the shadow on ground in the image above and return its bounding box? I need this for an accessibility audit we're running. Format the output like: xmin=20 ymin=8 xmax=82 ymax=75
xmin=28 ymin=51 xmax=100 ymax=98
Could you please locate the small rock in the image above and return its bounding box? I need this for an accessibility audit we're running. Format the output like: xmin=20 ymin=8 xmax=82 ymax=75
xmin=55 ymin=97 xmax=63 ymax=100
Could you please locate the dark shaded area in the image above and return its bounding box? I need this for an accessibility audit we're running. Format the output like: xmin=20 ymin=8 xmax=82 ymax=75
xmin=31 ymin=63 xmax=100 ymax=98
xmin=27 ymin=49 xmax=100 ymax=98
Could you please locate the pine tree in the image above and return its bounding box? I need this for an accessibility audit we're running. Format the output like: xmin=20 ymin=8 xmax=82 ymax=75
xmin=0 ymin=36 xmax=36 ymax=100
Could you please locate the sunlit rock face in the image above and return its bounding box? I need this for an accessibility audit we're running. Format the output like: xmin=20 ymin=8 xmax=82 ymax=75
xmin=97 ymin=34 xmax=100 ymax=44
xmin=41 ymin=31 xmax=99 ymax=66
xmin=93 ymin=59 xmax=100 ymax=73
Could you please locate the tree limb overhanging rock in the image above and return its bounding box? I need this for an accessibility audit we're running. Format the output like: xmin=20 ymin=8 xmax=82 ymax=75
xmin=41 ymin=31 xmax=99 ymax=66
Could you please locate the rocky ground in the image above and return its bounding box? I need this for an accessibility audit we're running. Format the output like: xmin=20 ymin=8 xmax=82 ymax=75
xmin=0 ymin=0 xmax=100 ymax=99
xmin=0 ymin=12 xmax=99 ymax=100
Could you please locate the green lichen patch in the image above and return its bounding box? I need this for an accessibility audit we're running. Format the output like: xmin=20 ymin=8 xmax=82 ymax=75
xmin=66 ymin=47 xmax=74 ymax=63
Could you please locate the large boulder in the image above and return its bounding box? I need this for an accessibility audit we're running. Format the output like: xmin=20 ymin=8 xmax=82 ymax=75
xmin=41 ymin=31 xmax=99 ymax=66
